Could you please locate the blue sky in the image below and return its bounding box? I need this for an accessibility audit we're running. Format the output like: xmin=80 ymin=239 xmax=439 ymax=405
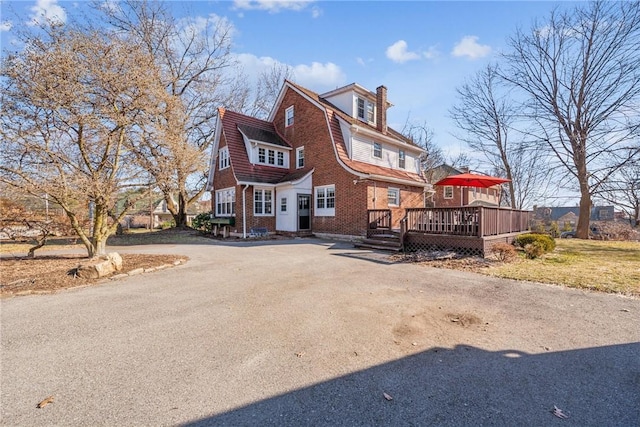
xmin=1 ymin=0 xmax=575 ymax=158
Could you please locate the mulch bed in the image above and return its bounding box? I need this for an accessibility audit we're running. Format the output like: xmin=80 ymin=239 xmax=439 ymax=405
xmin=0 ymin=253 xmax=188 ymax=296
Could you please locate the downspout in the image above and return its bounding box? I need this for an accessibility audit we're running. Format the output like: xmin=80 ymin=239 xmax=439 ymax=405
xmin=373 ymin=181 xmax=377 ymax=209
xmin=242 ymin=184 xmax=249 ymax=238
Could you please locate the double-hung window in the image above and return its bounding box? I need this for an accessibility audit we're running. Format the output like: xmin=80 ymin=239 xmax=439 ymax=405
xmin=315 ymin=185 xmax=335 ymax=217
xmin=285 ymin=106 xmax=294 ymax=127
xmin=268 ymin=149 xmax=275 ymax=165
xmin=367 ymin=103 xmax=375 ymax=123
xmin=258 ymin=148 xmax=266 ymax=163
xmin=398 ymin=150 xmax=405 ymax=169
xmin=444 ymin=186 xmax=454 ymax=199
xmin=296 ymin=146 xmax=305 ymax=168
xmin=388 ymin=188 xmax=400 ymax=206
xmin=219 ymin=147 xmax=230 ymax=170
xmin=357 ymin=98 xmax=365 ymax=120
xmin=254 ymin=188 xmax=273 ymax=215
xmin=373 ymin=142 xmax=382 ymax=159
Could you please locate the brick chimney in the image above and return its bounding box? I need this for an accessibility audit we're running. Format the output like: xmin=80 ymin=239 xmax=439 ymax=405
xmin=376 ymin=85 xmax=387 ymax=134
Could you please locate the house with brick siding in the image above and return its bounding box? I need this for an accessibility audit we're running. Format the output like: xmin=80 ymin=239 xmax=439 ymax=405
xmin=427 ymin=164 xmax=502 ymax=207
xmin=205 ymin=81 xmax=431 ymax=239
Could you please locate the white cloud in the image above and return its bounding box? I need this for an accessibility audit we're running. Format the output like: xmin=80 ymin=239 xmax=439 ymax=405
xmin=451 ymin=35 xmax=491 ymax=60
xmin=292 ymin=61 xmax=345 ymax=89
xmin=311 ymin=6 xmax=322 ymax=18
xmin=233 ymin=0 xmax=315 ymax=14
xmin=386 ymin=40 xmax=420 ymax=63
xmin=234 ymin=53 xmax=345 ymax=91
xmin=28 ymin=0 xmax=67 ymax=26
xmin=1 ymin=21 xmax=12 ymax=32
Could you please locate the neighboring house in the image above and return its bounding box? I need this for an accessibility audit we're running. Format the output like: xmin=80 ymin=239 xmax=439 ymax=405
xmin=205 ymin=81 xmax=431 ymax=238
xmin=152 ymin=197 xmax=204 ymax=228
xmin=533 ymin=205 xmax=616 ymax=224
xmin=428 ymin=164 xmax=502 ymax=208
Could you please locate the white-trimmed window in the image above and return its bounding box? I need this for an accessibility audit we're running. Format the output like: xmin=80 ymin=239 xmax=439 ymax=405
xmin=398 ymin=150 xmax=405 ymax=169
xmin=444 ymin=185 xmax=454 ymax=199
xmin=373 ymin=142 xmax=382 ymax=159
xmin=388 ymin=188 xmax=400 ymax=206
xmin=256 ymin=146 xmax=287 ymax=168
xmin=285 ymin=106 xmax=294 ymax=127
xmin=219 ymin=147 xmax=230 ymax=170
xmin=254 ymin=188 xmax=273 ymax=216
xmin=367 ymin=102 xmax=375 ymax=123
xmin=280 ymin=197 xmax=287 ymax=213
xmin=296 ymin=146 xmax=305 ymax=168
xmin=215 ymin=187 xmax=235 ymax=216
xmin=315 ymin=185 xmax=335 ymax=217
xmin=357 ymin=98 xmax=365 ymax=120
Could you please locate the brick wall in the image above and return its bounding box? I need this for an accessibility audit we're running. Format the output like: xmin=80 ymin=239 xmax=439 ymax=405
xmin=274 ymin=88 xmax=372 ymax=236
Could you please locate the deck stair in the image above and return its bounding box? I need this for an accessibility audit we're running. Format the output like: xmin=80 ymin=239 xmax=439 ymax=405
xmin=355 ymin=232 xmax=402 ymax=252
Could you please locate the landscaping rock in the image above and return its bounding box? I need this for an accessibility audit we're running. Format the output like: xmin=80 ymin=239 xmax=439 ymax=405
xmin=106 ymin=252 xmax=123 ymax=271
xmin=75 ymin=252 xmax=123 ymax=279
xmin=76 ymin=259 xmax=115 ymax=279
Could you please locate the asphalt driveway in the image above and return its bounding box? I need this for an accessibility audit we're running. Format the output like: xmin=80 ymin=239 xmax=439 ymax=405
xmin=1 ymin=238 xmax=639 ymax=426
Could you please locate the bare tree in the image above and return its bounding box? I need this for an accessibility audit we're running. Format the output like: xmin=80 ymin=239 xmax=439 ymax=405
xmin=401 ymin=120 xmax=444 ymax=179
xmin=248 ymin=63 xmax=295 ymax=119
xmin=0 ymin=24 xmax=167 ymax=257
xmin=596 ymin=159 xmax=640 ymax=227
xmin=99 ymin=0 xmax=246 ymax=227
xmin=502 ymin=1 xmax=640 ymax=237
xmin=450 ymin=64 xmax=550 ymax=209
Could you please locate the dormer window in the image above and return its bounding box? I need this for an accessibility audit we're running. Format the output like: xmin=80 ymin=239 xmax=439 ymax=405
xmin=356 ymin=96 xmax=375 ymax=124
xmin=367 ymin=103 xmax=375 ymax=122
xmin=357 ymin=98 xmax=365 ymax=120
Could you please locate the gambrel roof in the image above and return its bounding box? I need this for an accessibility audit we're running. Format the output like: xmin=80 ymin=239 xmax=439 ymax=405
xmin=216 ymin=109 xmax=308 ymax=185
xmin=281 ymin=81 xmax=428 ymax=187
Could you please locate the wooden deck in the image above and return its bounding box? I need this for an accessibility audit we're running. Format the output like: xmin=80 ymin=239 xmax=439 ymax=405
xmin=366 ymin=207 xmax=531 ymax=256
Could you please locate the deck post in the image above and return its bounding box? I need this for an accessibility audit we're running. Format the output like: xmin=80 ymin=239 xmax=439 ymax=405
xmin=478 ymin=208 xmax=484 ymax=237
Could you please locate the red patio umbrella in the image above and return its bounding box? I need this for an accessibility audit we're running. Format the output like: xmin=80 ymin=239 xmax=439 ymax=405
xmin=434 ymin=172 xmax=511 ymax=206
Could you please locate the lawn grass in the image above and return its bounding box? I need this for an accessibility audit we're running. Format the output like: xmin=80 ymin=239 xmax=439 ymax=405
xmin=485 ymin=239 xmax=640 ymax=296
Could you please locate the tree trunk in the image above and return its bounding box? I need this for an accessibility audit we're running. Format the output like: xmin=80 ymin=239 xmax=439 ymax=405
xmin=576 ymin=187 xmax=592 ymax=239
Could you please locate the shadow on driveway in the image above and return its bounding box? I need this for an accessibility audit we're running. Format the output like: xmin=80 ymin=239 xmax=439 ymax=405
xmin=184 ymin=342 xmax=640 ymax=426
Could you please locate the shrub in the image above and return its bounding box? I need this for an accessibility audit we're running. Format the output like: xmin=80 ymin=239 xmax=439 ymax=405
xmin=514 ymin=233 xmax=556 ymax=252
xmin=524 ymin=242 xmax=545 ymax=259
xmin=491 ymin=242 xmax=518 ymax=262
xmin=191 ymin=212 xmax=214 ymax=232
xmin=549 ymin=221 xmax=560 ymax=238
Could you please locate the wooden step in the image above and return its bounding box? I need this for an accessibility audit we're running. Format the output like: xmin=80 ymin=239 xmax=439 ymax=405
xmin=354 ymin=237 xmax=403 ymax=252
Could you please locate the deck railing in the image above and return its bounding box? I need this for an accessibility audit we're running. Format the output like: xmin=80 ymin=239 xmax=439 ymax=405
xmin=367 ymin=209 xmax=392 ymax=238
xmin=403 ymin=207 xmax=530 ymax=237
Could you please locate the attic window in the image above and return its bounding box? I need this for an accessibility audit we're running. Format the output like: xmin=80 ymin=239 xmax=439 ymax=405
xmin=398 ymin=150 xmax=405 ymax=169
xmin=367 ymin=103 xmax=375 ymax=123
xmin=285 ymin=106 xmax=294 ymax=127
xmin=357 ymin=98 xmax=365 ymax=120
xmin=219 ymin=147 xmax=230 ymax=170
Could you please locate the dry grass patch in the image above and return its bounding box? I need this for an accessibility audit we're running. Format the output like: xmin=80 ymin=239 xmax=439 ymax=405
xmin=483 ymin=239 xmax=640 ymax=296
